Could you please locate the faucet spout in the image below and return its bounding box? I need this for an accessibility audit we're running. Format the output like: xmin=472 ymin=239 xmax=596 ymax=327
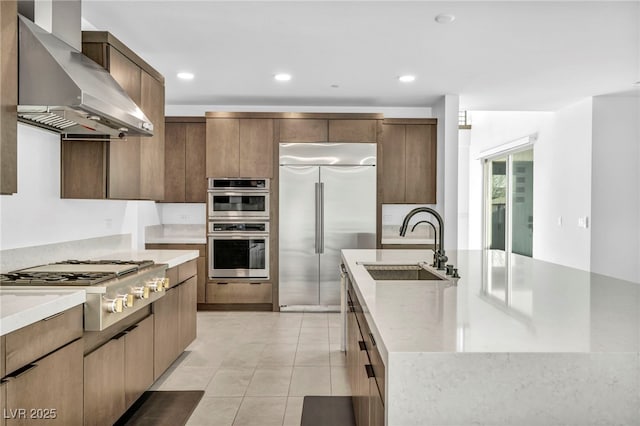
xmin=399 ymin=207 xmax=447 ymax=269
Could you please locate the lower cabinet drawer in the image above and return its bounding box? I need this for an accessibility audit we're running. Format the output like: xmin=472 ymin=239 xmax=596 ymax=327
xmin=206 ymin=282 xmax=272 ymax=304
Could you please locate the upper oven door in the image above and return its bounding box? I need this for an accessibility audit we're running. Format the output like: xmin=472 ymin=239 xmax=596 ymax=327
xmin=208 ymin=191 xmax=270 ymax=218
xmin=208 ymin=178 xmax=270 ymax=191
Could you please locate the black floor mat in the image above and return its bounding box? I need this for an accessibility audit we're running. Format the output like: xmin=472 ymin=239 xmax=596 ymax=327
xmin=113 ymin=391 xmax=204 ymax=426
xmin=300 ymin=396 xmax=355 ymax=426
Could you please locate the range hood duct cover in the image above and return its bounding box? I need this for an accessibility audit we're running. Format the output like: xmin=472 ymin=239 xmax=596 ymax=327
xmin=17 ymin=14 xmax=154 ymax=138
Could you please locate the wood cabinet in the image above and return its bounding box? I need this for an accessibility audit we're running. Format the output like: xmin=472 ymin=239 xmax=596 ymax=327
xmin=146 ymin=244 xmax=206 ymax=303
xmin=153 ymin=286 xmax=180 ymax=380
xmin=329 ymin=119 xmax=378 ymax=143
xmin=153 ymin=259 xmax=198 ymax=379
xmin=6 ymin=339 xmax=83 ymax=426
xmin=0 ymin=0 xmax=17 ymax=195
xmin=84 ymin=335 xmax=125 ymax=426
xmin=163 ymin=117 xmax=206 ymax=203
xmin=124 ymin=315 xmax=154 ymax=408
xmin=2 ymin=305 xmax=83 ymax=426
xmin=381 ymin=119 xmax=437 ymax=204
xmin=206 ymin=282 xmax=272 ymax=304
xmin=279 ymin=118 xmax=328 ymax=142
xmin=61 ymin=32 xmax=165 ymax=200
xmin=206 ymin=116 xmax=274 ymax=178
xmin=347 ymin=282 xmax=386 ymax=426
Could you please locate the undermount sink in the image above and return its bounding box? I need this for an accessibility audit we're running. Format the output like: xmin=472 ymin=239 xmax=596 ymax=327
xmin=362 ymin=264 xmax=446 ymax=281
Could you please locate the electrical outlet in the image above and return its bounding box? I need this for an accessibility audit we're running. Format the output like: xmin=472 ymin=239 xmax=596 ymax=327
xmin=578 ymin=216 xmax=589 ymax=228
xmin=180 ymin=214 xmax=188 ymax=222
xmin=557 ymin=216 xmax=563 ymax=227
xmin=105 ymin=218 xmax=113 ymax=229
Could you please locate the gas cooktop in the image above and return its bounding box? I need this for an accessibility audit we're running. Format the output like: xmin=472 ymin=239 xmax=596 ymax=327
xmin=0 ymin=259 xmax=156 ymax=286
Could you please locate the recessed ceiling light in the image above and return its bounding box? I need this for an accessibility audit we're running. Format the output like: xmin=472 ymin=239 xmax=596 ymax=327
xmin=330 ymin=84 xmax=340 ymax=88
xmin=177 ymin=72 xmax=194 ymax=80
xmin=633 ymin=81 xmax=640 ymax=87
xmin=398 ymin=75 xmax=416 ymax=83
xmin=274 ymin=73 xmax=292 ymax=82
xmin=435 ymin=14 xmax=456 ymax=24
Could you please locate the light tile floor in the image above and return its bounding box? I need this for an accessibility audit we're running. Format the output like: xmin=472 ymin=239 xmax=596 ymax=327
xmin=150 ymin=311 xmax=350 ymax=426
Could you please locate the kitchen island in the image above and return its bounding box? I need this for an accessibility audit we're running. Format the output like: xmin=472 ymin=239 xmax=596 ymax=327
xmin=341 ymin=249 xmax=640 ymax=425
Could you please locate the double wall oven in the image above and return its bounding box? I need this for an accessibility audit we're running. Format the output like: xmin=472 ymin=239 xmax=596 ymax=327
xmin=208 ymin=178 xmax=270 ymax=279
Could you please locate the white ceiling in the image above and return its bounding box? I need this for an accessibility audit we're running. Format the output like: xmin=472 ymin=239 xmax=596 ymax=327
xmin=81 ymin=1 xmax=640 ymax=111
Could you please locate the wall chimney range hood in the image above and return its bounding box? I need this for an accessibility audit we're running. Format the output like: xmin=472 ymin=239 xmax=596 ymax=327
xmin=17 ymin=13 xmax=154 ymax=139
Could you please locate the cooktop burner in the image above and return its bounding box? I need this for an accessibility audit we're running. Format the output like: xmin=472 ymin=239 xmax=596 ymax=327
xmin=56 ymin=259 xmax=154 ymax=268
xmin=0 ymin=271 xmax=117 ymax=286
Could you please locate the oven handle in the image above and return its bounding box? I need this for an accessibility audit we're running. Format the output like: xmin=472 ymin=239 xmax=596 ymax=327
xmin=207 ymin=233 xmax=269 ymax=238
xmin=207 ymin=190 xmax=270 ymax=195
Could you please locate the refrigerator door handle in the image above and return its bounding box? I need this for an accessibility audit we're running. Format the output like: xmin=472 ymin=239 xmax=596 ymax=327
xmin=319 ymin=182 xmax=325 ymax=254
xmin=315 ymin=182 xmax=320 ymax=254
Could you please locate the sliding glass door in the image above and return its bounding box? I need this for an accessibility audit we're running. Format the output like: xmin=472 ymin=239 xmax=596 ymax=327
xmin=484 ymin=148 xmax=533 ymax=257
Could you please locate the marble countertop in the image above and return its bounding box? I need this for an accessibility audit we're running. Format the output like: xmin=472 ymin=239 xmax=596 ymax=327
xmin=0 ymin=289 xmax=86 ymax=336
xmin=145 ymin=224 xmax=206 ymax=244
xmin=92 ymin=249 xmax=199 ymax=268
xmin=342 ymin=249 xmax=640 ymax=364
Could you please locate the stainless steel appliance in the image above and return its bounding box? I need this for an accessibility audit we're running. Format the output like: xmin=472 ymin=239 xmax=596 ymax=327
xmin=208 ymin=220 xmax=269 ymax=278
xmin=279 ymin=143 xmax=377 ymax=309
xmin=208 ymin=178 xmax=270 ymax=219
xmin=0 ymin=260 xmax=167 ymax=331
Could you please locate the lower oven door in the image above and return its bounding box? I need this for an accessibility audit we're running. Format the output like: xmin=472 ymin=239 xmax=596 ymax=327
xmin=208 ymin=234 xmax=269 ymax=278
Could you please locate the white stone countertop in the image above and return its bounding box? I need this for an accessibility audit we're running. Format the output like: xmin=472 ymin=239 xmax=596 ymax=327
xmin=342 ymin=249 xmax=640 ymax=365
xmin=92 ymin=249 xmax=199 ymax=268
xmin=145 ymin=224 xmax=206 ymax=244
xmin=0 ymin=289 xmax=86 ymax=336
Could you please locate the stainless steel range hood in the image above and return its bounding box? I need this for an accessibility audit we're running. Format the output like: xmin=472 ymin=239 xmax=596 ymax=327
xmin=17 ymin=14 xmax=154 ymax=139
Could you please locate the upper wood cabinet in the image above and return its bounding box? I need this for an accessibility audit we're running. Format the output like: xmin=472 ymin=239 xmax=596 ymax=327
xmin=0 ymin=0 xmax=18 ymax=195
xmin=381 ymin=119 xmax=437 ymax=204
xmin=329 ymin=119 xmax=378 ymax=143
xmin=163 ymin=117 xmax=206 ymax=203
xmin=280 ymin=119 xmax=328 ymax=142
xmin=61 ymin=32 xmax=165 ymax=200
xmin=206 ymin=116 xmax=274 ymax=178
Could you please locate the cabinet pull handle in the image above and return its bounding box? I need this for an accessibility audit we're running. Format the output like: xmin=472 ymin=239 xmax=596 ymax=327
xmin=7 ymin=363 xmax=38 ymax=380
xmin=249 ymin=282 xmax=261 ymax=285
xmin=365 ymin=364 xmax=375 ymax=379
xmin=217 ymin=282 xmax=228 ymax=285
xmin=124 ymin=324 xmax=139 ymax=333
xmin=358 ymin=341 xmax=366 ymax=351
xmin=369 ymin=332 xmax=376 ymax=346
xmin=112 ymin=331 xmax=128 ymax=341
xmin=43 ymin=312 xmax=64 ymax=321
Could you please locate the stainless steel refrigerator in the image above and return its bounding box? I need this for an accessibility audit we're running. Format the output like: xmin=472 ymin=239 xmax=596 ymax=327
xmin=279 ymin=143 xmax=377 ymax=309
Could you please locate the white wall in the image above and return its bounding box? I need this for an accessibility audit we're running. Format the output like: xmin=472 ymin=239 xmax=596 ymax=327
xmin=0 ymin=124 xmax=161 ymax=250
xmin=157 ymin=203 xmax=206 ymax=224
xmin=465 ymin=102 xmax=594 ymax=271
xmin=434 ymin=95 xmax=460 ymax=251
xmin=591 ymin=95 xmax=640 ymax=282
xmin=457 ymin=129 xmax=471 ymax=249
xmin=533 ymin=99 xmax=592 ymax=270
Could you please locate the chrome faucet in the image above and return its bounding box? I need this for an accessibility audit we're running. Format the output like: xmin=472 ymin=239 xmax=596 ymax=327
xmin=399 ymin=207 xmax=448 ymax=270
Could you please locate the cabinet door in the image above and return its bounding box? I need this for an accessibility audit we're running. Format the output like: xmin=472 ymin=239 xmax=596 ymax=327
xmin=405 ymin=124 xmax=437 ymax=204
xmin=6 ymin=339 xmax=83 ymax=426
xmin=206 ymin=118 xmax=239 ymax=177
xmin=0 ymin=0 xmax=18 ymax=195
xmin=164 ymin=122 xmax=187 ymax=202
xmin=239 ymin=119 xmax=274 ymax=178
xmin=185 ymin=123 xmax=207 ymax=202
xmin=153 ymin=287 xmax=180 ymax=379
xmin=84 ymin=336 xmax=125 ymax=426
xmin=107 ymin=47 xmax=142 ymax=200
xmin=124 ymin=315 xmax=154 ymax=409
xmin=205 ymin=282 xmax=272 ymax=304
xmin=381 ymin=124 xmax=406 ymax=203
xmin=328 ymin=120 xmax=377 ymax=143
xmin=179 ymin=277 xmax=197 ymax=351
xmin=0 ymin=379 xmax=5 ymax=426
xmin=61 ymin=141 xmax=107 ymax=199
xmin=370 ymin=382 xmax=384 ymax=426
xmin=279 ymin=119 xmax=327 ymax=142
xmin=139 ymin=71 xmax=165 ymax=201
xmin=196 ymin=255 xmax=206 ymax=303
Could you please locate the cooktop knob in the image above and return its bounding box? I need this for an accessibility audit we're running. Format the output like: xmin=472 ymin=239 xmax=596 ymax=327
xmin=145 ymin=278 xmax=164 ymax=293
xmin=117 ymin=293 xmax=134 ymax=308
xmin=104 ymin=297 xmax=123 ymax=313
xmin=131 ymin=286 xmax=149 ymax=299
